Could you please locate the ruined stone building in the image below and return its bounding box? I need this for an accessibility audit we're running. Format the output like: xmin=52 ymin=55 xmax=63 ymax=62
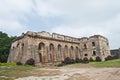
xmin=8 ymin=31 xmax=111 ymax=65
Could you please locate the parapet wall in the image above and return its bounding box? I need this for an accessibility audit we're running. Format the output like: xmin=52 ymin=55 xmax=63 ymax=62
xmin=15 ymin=31 xmax=108 ymax=43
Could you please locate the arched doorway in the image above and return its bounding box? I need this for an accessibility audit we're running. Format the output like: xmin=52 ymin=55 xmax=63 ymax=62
xmin=49 ymin=43 xmax=54 ymax=63
xmin=57 ymin=44 xmax=62 ymax=61
xmin=64 ymin=45 xmax=68 ymax=59
xmin=70 ymin=46 xmax=74 ymax=59
xmin=39 ymin=53 xmax=42 ymax=62
xmin=19 ymin=43 xmax=24 ymax=62
xmin=38 ymin=42 xmax=45 ymax=63
xmin=75 ymin=47 xmax=79 ymax=59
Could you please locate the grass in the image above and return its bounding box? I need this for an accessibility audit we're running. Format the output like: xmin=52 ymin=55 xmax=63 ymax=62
xmin=90 ymin=59 xmax=120 ymax=67
xmin=0 ymin=59 xmax=120 ymax=80
xmin=57 ymin=59 xmax=120 ymax=68
xmin=0 ymin=63 xmax=16 ymax=66
xmin=0 ymin=63 xmax=36 ymax=80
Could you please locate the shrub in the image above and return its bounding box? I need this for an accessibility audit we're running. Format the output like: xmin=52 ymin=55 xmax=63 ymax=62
xmin=71 ymin=59 xmax=75 ymax=64
xmin=82 ymin=57 xmax=89 ymax=63
xmin=25 ymin=58 xmax=35 ymax=66
xmin=112 ymin=55 xmax=119 ymax=59
xmin=90 ymin=57 xmax=94 ymax=62
xmin=95 ymin=56 xmax=101 ymax=62
xmin=105 ymin=57 xmax=108 ymax=61
xmin=16 ymin=62 xmax=23 ymax=65
xmin=64 ymin=57 xmax=72 ymax=64
xmin=75 ymin=58 xmax=82 ymax=63
xmin=107 ymin=55 xmax=113 ymax=60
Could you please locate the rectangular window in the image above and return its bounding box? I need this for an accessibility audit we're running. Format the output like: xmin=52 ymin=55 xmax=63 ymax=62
xmin=84 ymin=44 xmax=87 ymax=49
xmin=92 ymin=42 xmax=95 ymax=46
xmin=92 ymin=51 xmax=96 ymax=56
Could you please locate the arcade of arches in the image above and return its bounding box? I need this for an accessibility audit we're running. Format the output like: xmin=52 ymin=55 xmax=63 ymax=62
xmin=37 ymin=42 xmax=80 ymax=63
xmin=8 ymin=31 xmax=111 ymax=65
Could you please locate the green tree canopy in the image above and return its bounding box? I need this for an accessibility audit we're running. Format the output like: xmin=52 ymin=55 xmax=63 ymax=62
xmin=0 ymin=31 xmax=17 ymax=63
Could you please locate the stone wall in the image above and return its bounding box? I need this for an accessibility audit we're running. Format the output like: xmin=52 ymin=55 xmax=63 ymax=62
xmin=8 ymin=31 xmax=111 ymax=65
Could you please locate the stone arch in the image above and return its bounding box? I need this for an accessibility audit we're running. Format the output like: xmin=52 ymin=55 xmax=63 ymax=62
xmin=75 ymin=46 xmax=79 ymax=59
xmin=16 ymin=43 xmax=20 ymax=62
xmin=70 ymin=46 xmax=74 ymax=59
xmin=38 ymin=42 xmax=45 ymax=63
xmin=19 ymin=43 xmax=24 ymax=62
xmin=49 ymin=43 xmax=55 ymax=62
xmin=64 ymin=45 xmax=68 ymax=59
xmin=57 ymin=44 xmax=62 ymax=61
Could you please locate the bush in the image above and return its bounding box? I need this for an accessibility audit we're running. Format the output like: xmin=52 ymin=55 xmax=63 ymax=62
xmin=95 ymin=56 xmax=101 ymax=62
xmin=82 ymin=57 xmax=89 ymax=63
xmin=112 ymin=55 xmax=119 ymax=59
xmin=16 ymin=62 xmax=23 ymax=65
xmin=64 ymin=57 xmax=72 ymax=64
xmin=25 ymin=58 xmax=35 ymax=66
xmin=71 ymin=59 xmax=75 ymax=64
xmin=105 ymin=57 xmax=108 ymax=61
xmin=90 ymin=57 xmax=94 ymax=62
xmin=75 ymin=58 xmax=82 ymax=63
xmin=106 ymin=55 xmax=113 ymax=60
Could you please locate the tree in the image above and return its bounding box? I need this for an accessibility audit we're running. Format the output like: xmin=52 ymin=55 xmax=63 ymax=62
xmin=0 ymin=31 xmax=17 ymax=63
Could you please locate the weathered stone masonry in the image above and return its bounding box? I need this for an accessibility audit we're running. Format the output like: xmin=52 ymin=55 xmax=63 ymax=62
xmin=8 ymin=31 xmax=111 ymax=65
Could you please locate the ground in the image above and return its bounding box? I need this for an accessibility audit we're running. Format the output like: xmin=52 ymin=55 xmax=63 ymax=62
xmin=16 ymin=65 xmax=120 ymax=80
xmin=1 ymin=59 xmax=120 ymax=80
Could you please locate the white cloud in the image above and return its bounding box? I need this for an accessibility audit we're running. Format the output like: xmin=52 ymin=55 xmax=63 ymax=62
xmin=0 ymin=0 xmax=120 ymax=49
xmin=0 ymin=0 xmax=34 ymax=36
xmin=0 ymin=19 xmax=28 ymax=36
xmin=34 ymin=0 xmax=63 ymax=17
xmin=48 ymin=0 xmax=120 ymax=49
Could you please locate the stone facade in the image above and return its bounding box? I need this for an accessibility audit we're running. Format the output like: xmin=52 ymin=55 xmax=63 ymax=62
xmin=7 ymin=31 xmax=111 ymax=65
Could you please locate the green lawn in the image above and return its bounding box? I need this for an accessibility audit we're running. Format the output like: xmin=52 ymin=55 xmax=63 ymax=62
xmin=90 ymin=59 xmax=120 ymax=67
xmin=0 ymin=59 xmax=120 ymax=80
xmin=0 ymin=63 xmax=35 ymax=80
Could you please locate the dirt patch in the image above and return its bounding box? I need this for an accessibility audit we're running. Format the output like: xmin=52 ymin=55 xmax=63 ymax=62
xmin=16 ymin=67 xmax=120 ymax=80
xmin=29 ymin=68 xmax=61 ymax=76
xmin=66 ymin=73 xmax=90 ymax=80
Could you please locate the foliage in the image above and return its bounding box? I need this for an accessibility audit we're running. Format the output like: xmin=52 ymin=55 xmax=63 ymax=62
xmin=25 ymin=58 xmax=35 ymax=66
xmin=75 ymin=58 xmax=82 ymax=63
xmin=95 ymin=56 xmax=101 ymax=62
xmin=82 ymin=57 xmax=89 ymax=63
xmin=105 ymin=55 xmax=112 ymax=61
xmin=64 ymin=57 xmax=72 ymax=64
xmin=16 ymin=62 xmax=23 ymax=65
xmin=0 ymin=31 xmax=17 ymax=63
xmin=112 ymin=55 xmax=119 ymax=59
xmin=90 ymin=57 xmax=94 ymax=62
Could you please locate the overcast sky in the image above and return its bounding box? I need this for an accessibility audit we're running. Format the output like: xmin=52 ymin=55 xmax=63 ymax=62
xmin=0 ymin=0 xmax=120 ymax=49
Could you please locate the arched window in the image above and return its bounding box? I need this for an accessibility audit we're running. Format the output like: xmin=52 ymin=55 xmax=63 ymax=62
xmin=57 ymin=44 xmax=62 ymax=61
xmin=70 ymin=46 xmax=74 ymax=59
xmin=64 ymin=45 xmax=68 ymax=59
xmin=84 ymin=44 xmax=87 ymax=49
xmin=38 ymin=42 xmax=45 ymax=63
xmin=49 ymin=43 xmax=54 ymax=62
xmin=75 ymin=47 xmax=79 ymax=58
xmin=92 ymin=51 xmax=96 ymax=56
xmin=19 ymin=43 xmax=24 ymax=62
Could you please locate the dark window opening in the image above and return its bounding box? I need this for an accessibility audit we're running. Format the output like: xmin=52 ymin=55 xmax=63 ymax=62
xmin=93 ymin=51 xmax=96 ymax=56
xmin=92 ymin=42 xmax=95 ymax=46
xmin=107 ymin=42 xmax=109 ymax=46
xmin=84 ymin=54 xmax=88 ymax=56
xmin=84 ymin=44 xmax=87 ymax=49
